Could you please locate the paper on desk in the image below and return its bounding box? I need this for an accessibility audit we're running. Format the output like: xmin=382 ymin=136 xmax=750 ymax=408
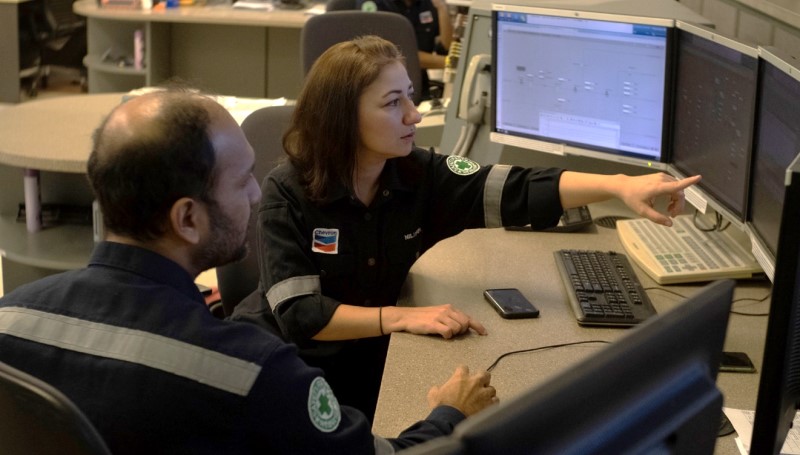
xmin=232 ymin=0 xmax=274 ymax=10
xmin=214 ymin=96 xmax=291 ymax=125
xmin=723 ymin=407 xmax=800 ymax=455
xmin=304 ymin=3 xmax=325 ymax=14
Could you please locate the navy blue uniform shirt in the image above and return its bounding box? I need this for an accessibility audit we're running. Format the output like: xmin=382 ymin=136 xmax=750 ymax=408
xmin=0 ymin=241 xmax=465 ymax=454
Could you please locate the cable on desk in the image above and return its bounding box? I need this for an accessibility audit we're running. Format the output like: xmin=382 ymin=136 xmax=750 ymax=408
xmin=485 ymin=340 xmax=610 ymax=373
xmin=644 ymin=286 xmax=771 ymax=317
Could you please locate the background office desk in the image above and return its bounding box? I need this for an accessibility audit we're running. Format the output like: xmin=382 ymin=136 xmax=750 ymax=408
xmin=74 ymin=0 xmax=314 ymax=100
xmin=0 ymin=93 xmax=121 ymax=292
xmin=373 ymin=200 xmax=771 ymax=454
xmin=0 ymin=92 xmax=278 ymax=293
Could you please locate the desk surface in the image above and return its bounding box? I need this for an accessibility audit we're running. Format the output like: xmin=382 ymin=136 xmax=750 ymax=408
xmin=0 ymin=94 xmax=124 ymax=173
xmin=372 ymin=200 xmax=771 ymax=453
xmin=74 ymin=0 xmax=319 ymax=28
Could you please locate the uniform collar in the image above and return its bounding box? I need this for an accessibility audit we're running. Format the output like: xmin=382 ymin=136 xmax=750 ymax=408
xmin=88 ymin=241 xmax=205 ymax=304
xmin=321 ymin=153 xmax=422 ymax=206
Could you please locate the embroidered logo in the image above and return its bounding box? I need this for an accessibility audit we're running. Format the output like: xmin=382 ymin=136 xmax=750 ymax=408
xmin=312 ymin=228 xmax=339 ymax=254
xmin=446 ymin=155 xmax=480 ymax=176
xmin=419 ymin=10 xmax=434 ymax=24
xmin=307 ymin=377 xmax=341 ymax=433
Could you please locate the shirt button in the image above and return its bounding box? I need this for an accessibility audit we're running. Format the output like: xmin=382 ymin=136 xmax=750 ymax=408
xmin=364 ymin=213 xmax=372 ymax=221
xmin=415 ymin=251 xmax=420 ymax=259
xmin=367 ymin=258 xmax=376 ymax=266
xmin=382 ymin=190 xmax=390 ymax=197
xmin=364 ymin=299 xmax=372 ymax=306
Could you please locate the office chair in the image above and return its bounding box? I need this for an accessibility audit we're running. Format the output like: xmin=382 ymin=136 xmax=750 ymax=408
xmin=216 ymin=105 xmax=295 ymax=316
xmin=23 ymin=0 xmax=87 ymax=97
xmin=301 ymin=11 xmax=423 ymax=105
xmin=0 ymin=360 xmax=111 ymax=455
xmin=325 ymin=0 xmax=357 ymax=11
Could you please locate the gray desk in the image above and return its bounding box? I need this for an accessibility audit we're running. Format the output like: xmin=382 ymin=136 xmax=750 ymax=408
xmin=373 ymin=200 xmax=770 ymax=453
xmin=74 ymin=0 xmax=316 ymax=100
xmin=0 ymin=94 xmax=123 ymax=291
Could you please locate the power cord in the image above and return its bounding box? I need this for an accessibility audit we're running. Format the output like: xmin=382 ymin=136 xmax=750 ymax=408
xmin=644 ymin=286 xmax=771 ymax=317
xmin=486 ymin=340 xmax=610 ymax=372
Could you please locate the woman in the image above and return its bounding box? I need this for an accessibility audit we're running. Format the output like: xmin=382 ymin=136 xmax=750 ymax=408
xmin=234 ymin=35 xmax=700 ymax=420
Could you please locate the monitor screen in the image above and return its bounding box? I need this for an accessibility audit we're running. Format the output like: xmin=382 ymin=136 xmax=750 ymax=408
xmin=490 ymin=5 xmax=674 ymax=169
xmin=669 ymin=22 xmax=758 ymax=225
xmin=747 ymin=47 xmax=800 ymax=281
xmin=750 ymin=51 xmax=800 ymax=455
xmin=402 ymin=280 xmax=734 ymax=455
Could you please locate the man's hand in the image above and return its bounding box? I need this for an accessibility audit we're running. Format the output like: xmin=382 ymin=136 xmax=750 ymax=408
xmin=428 ymin=365 xmax=498 ymax=416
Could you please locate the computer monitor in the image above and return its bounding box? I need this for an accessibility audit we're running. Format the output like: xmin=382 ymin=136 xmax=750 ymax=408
xmin=750 ymin=52 xmax=800 ymax=455
xmin=402 ymin=280 xmax=734 ymax=455
xmin=490 ymin=5 xmax=675 ymax=169
xmin=668 ymin=22 xmax=759 ymax=227
xmin=746 ymin=47 xmax=800 ymax=282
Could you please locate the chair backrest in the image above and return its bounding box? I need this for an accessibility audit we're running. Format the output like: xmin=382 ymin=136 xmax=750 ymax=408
xmin=325 ymin=0 xmax=357 ymax=11
xmin=301 ymin=11 xmax=423 ymax=105
xmin=0 ymin=360 xmax=111 ymax=455
xmin=43 ymin=0 xmax=85 ymax=35
xmin=216 ymin=105 xmax=295 ymax=316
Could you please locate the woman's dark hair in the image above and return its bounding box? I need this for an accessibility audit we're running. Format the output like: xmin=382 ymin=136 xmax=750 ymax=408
xmin=87 ymin=91 xmax=217 ymax=241
xmin=283 ymin=35 xmax=405 ymax=202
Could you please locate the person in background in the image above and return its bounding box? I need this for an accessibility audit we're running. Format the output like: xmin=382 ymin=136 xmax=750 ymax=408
xmin=233 ymin=35 xmax=701 ymax=423
xmin=358 ymin=0 xmax=452 ymax=99
xmin=0 ymin=89 xmax=498 ymax=454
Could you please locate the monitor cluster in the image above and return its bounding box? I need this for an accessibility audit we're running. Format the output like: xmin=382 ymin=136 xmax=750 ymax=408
xmin=490 ymin=5 xmax=800 ymax=283
xmin=489 ymin=5 xmax=800 ymax=455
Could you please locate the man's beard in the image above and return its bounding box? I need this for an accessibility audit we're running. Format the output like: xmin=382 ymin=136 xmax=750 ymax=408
xmin=193 ymin=203 xmax=250 ymax=272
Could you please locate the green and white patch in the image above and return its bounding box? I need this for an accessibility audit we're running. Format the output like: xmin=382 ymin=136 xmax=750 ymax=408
xmin=446 ymin=155 xmax=481 ymax=176
xmin=307 ymin=377 xmax=341 ymax=433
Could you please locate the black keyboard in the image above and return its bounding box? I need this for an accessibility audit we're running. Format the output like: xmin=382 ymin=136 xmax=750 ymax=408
xmin=553 ymin=250 xmax=657 ymax=327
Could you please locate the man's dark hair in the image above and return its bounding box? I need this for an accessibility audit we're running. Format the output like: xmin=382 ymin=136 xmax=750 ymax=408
xmin=87 ymin=91 xmax=217 ymax=241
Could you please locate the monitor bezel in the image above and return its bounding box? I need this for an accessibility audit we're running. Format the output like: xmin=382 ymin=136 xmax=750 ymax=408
xmin=490 ymin=4 xmax=676 ymax=170
xmin=667 ymin=21 xmax=759 ymax=230
xmin=751 ymin=152 xmax=800 ymax=454
xmin=745 ymin=47 xmax=800 ymax=283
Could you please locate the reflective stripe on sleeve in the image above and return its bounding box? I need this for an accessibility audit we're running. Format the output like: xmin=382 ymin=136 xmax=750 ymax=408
xmin=484 ymin=164 xmax=511 ymax=228
xmin=266 ymin=275 xmax=321 ymax=311
xmin=0 ymin=307 xmax=261 ymax=396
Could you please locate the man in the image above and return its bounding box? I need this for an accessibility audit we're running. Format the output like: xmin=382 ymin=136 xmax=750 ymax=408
xmin=0 ymin=89 xmax=497 ymax=453
xmin=359 ymin=0 xmax=452 ymax=99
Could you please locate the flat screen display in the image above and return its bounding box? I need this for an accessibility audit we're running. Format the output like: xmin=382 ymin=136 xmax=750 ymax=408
xmin=491 ymin=5 xmax=674 ymax=168
xmin=747 ymin=47 xmax=800 ymax=279
xmin=670 ymin=22 xmax=758 ymax=224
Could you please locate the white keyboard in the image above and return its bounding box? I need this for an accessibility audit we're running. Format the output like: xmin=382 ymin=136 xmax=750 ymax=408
xmin=616 ymin=215 xmax=763 ymax=285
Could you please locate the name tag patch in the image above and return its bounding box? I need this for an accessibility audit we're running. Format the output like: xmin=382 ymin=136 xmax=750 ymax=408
xmin=312 ymin=228 xmax=339 ymax=254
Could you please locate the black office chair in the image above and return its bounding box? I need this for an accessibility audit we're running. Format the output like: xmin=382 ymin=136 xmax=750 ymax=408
xmin=216 ymin=105 xmax=295 ymax=317
xmin=0 ymin=360 xmax=111 ymax=455
xmin=300 ymin=11 xmax=423 ymax=105
xmin=22 ymin=0 xmax=87 ymax=96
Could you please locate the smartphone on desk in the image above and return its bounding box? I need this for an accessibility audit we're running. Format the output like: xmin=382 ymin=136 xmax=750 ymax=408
xmin=719 ymin=351 xmax=756 ymax=373
xmin=484 ymin=288 xmax=540 ymax=319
